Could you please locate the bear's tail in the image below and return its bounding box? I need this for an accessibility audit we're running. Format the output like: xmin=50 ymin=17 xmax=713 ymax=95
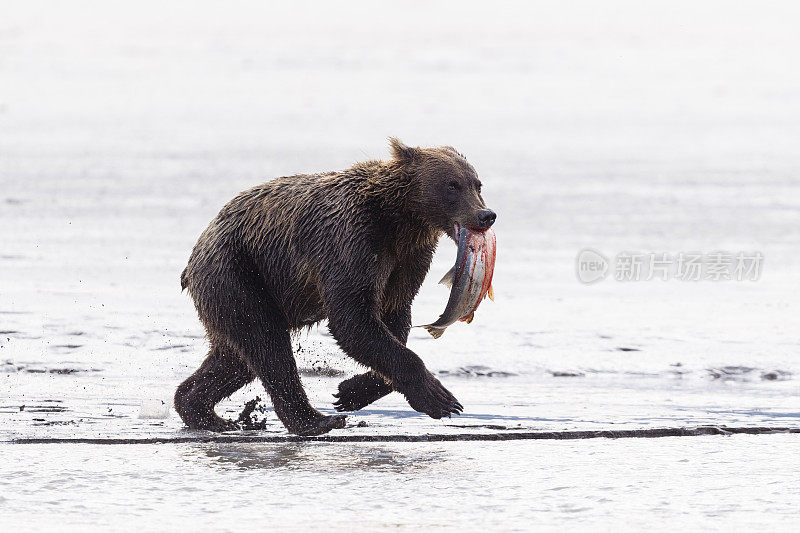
xmin=180 ymin=267 xmax=189 ymax=291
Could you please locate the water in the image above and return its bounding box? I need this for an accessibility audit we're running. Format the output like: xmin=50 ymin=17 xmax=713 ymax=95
xmin=1 ymin=1 xmax=799 ymax=530
xmin=2 ymin=436 xmax=798 ymax=531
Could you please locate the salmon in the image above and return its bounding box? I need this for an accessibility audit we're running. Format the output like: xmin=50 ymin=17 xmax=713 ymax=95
xmin=420 ymin=226 xmax=496 ymax=338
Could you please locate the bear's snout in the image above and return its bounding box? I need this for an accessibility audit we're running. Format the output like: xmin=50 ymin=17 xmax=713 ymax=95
xmin=476 ymin=209 xmax=497 ymax=229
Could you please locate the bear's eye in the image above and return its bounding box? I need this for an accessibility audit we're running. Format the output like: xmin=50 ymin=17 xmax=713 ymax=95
xmin=448 ymin=181 xmax=460 ymax=192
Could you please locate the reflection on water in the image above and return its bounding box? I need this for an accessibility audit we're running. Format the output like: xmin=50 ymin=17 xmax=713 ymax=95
xmin=3 ymin=437 xmax=798 ymax=530
xmin=201 ymin=442 xmax=447 ymax=473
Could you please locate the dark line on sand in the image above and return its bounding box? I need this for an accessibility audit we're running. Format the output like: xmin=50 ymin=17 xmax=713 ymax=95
xmin=7 ymin=426 xmax=798 ymax=445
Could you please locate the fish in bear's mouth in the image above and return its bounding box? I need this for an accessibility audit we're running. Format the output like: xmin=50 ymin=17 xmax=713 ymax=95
xmin=421 ymin=223 xmax=496 ymax=338
xmin=452 ymin=222 xmax=490 ymax=241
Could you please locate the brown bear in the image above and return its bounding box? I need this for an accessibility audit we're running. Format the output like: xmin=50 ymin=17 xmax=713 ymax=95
xmin=175 ymin=139 xmax=496 ymax=435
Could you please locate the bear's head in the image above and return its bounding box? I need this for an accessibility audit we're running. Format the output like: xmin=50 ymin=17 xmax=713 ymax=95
xmin=390 ymin=138 xmax=496 ymax=240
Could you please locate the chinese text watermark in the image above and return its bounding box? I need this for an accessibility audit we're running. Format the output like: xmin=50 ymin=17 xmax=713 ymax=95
xmin=576 ymin=249 xmax=763 ymax=284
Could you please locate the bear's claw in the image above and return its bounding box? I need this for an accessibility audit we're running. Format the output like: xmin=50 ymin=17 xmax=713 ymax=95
xmin=332 ymin=371 xmax=394 ymax=412
xmin=188 ymin=413 xmax=241 ymax=433
xmin=400 ymin=371 xmax=463 ymax=419
xmin=292 ymin=414 xmax=347 ymax=436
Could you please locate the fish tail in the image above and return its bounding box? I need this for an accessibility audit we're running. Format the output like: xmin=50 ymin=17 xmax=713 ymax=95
xmin=423 ymin=325 xmax=446 ymax=339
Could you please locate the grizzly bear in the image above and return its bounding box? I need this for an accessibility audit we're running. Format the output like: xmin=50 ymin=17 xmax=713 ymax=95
xmin=175 ymin=139 xmax=496 ymax=435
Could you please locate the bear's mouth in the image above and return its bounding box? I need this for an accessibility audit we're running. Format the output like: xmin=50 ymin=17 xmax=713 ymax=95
xmin=452 ymin=222 xmax=487 ymax=241
xmin=451 ymin=222 xmax=462 ymax=242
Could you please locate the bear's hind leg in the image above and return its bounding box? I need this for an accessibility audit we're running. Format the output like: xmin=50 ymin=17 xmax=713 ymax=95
xmin=334 ymin=371 xmax=393 ymax=412
xmin=174 ymin=346 xmax=254 ymax=431
xmin=244 ymin=311 xmax=346 ymax=436
xmin=208 ymin=280 xmax=346 ymax=436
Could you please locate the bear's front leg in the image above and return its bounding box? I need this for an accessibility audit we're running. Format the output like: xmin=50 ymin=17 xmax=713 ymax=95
xmin=326 ymin=288 xmax=463 ymax=419
xmin=332 ymin=305 xmax=410 ymax=412
xmin=333 ymin=371 xmax=394 ymax=412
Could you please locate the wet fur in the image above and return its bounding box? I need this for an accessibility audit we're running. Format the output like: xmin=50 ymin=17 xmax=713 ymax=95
xmin=175 ymin=139 xmax=489 ymax=435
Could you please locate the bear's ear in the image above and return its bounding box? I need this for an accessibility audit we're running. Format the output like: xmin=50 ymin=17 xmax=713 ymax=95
xmin=389 ymin=137 xmax=420 ymax=163
xmin=443 ymin=146 xmax=467 ymax=159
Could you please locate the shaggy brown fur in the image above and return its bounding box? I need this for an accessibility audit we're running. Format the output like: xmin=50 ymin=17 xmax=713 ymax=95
xmin=175 ymin=139 xmax=496 ymax=435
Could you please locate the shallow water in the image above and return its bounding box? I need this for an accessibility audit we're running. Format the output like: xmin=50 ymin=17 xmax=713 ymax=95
xmin=2 ymin=436 xmax=799 ymax=532
xmin=1 ymin=0 xmax=799 ymax=530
